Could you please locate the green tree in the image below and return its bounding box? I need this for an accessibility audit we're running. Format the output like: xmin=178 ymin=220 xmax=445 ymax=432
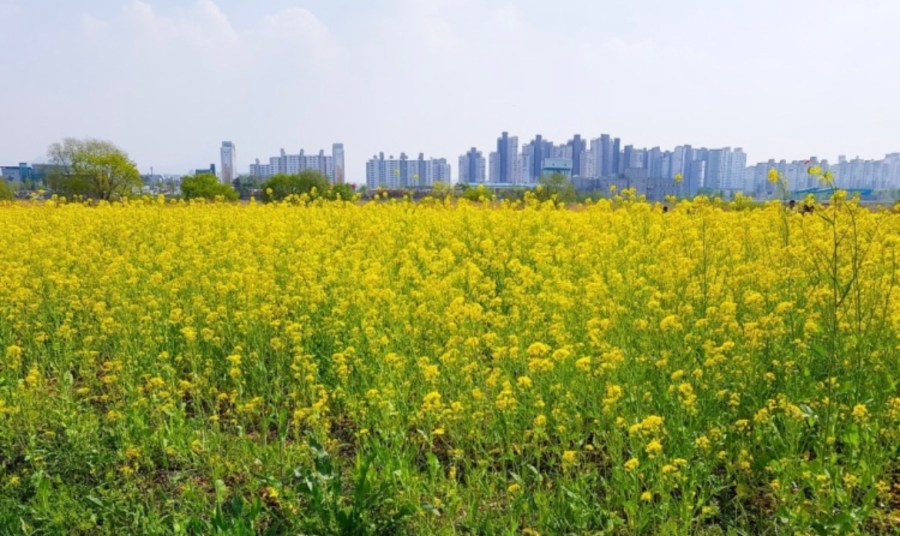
xmin=0 ymin=180 xmax=13 ymax=201
xmin=461 ymin=184 xmax=492 ymax=202
xmin=326 ymin=182 xmax=355 ymax=201
xmin=535 ymin=173 xmax=576 ymax=203
xmin=180 ymin=173 xmax=238 ymax=201
xmin=46 ymin=138 xmax=142 ymax=200
xmin=262 ymin=170 xmax=329 ymax=201
xmin=431 ymin=181 xmax=451 ymax=198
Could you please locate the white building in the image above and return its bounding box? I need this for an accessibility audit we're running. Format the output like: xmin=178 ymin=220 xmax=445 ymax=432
xmin=220 ymin=141 xmax=236 ymax=184
xmin=366 ymin=153 xmax=452 ymax=189
xmin=249 ymin=144 xmax=343 ymax=184
xmin=333 ymin=143 xmax=346 ymax=184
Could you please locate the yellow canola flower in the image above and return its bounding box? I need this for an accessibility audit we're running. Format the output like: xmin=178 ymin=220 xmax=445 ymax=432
xmin=645 ymin=439 xmax=663 ymax=456
xmin=851 ymin=404 xmax=869 ymax=423
xmin=0 ymin=196 xmax=895 ymax=534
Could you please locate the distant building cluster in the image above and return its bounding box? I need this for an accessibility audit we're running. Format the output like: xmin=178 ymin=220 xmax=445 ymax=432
xmin=0 ymin=163 xmax=62 ymax=186
xmin=746 ymin=153 xmax=900 ymax=195
xmin=459 ymin=131 xmax=748 ymax=197
xmin=365 ymin=153 xmax=451 ymax=189
xmin=247 ymin=143 xmax=345 ymax=184
xmin=457 ymin=131 xmax=900 ymax=197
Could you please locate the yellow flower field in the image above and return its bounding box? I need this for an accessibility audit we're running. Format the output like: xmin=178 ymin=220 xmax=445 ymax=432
xmin=0 ymin=195 xmax=898 ymax=534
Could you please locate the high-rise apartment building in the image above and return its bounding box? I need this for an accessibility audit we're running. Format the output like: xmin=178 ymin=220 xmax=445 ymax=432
xmin=249 ymin=144 xmax=344 ymax=184
xmin=580 ymin=149 xmax=596 ymax=178
xmin=490 ymin=132 xmax=518 ymax=183
xmin=531 ymin=135 xmax=552 ymax=182
xmin=622 ymin=145 xmax=636 ymax=173
xmin=612 ymin=137 xmax=622 ymax=176
xmin=365 ymin=153 xmax=451 ymax=189
xmin=458 ymin=147 xmax=486 ymax=183
xmin=567 ymin=135 xmax=586 ymax=178
xmin=705 ymin=147 xmax=746 ymax=191
xmin=520 ymin=135 xmax=553 ymax=183
xmin=333 ymin=143 xmax=345 ymax=184
xmin=595 ymin=134 xmax=620 ymax=178
xmin=431 ymin=158 xmax=452 ymax=184
xmin=646 ymin=147 xmax=663 ymax=179
xmin=220 ymin=141 xmax=236 ymax=184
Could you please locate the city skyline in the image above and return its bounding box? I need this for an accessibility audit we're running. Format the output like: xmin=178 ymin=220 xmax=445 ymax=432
xmin=449 ymin=130 xmax=899 ymax=194
xmin=1 ymin=1 xmax=899 ymax=181
xmin=230 ymin=131 xmax=900 ymax=193
xmin=5 ymin=132 xmax=900 ymax=195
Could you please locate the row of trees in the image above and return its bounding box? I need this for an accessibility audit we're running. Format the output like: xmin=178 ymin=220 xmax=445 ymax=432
xmin=180 ymin=170 xmax=355 ymax=201
xmin=261 ymin=171 xmax=354 ymax=201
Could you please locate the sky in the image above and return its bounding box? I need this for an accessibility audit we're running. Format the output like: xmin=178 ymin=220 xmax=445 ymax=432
xmin=1 ymin=0 xmax=899 ymax=182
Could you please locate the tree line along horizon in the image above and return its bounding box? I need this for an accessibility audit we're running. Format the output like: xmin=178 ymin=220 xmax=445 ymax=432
xmin=0 ymin=137 xmax=584 ymax=203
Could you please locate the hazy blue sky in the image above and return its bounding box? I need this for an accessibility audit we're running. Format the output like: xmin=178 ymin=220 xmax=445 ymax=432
xmin=2 ymin=0 xmax=898 ymax=181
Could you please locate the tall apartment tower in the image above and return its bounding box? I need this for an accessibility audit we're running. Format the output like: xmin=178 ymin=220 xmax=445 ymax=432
xmin=220 ymin=141 xmax=236 ymax=184
xmin=567 ymin=134 xmax=585 ymax=178
xmin=491 ymin=131 xmax=518 ymax=183
xmin=332 ymin=143 xmax=345 ymax=184
xmin=459 ymin=147 xmax=486 ymax=183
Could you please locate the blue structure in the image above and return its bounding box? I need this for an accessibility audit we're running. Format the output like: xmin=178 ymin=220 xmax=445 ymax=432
xmin=1 ymin=163 xmax=61 ymax=186
xmin=792 ymin=187 xmax=875 ymax=199
xmin=542 ymin=158 xmax=573 ymax=179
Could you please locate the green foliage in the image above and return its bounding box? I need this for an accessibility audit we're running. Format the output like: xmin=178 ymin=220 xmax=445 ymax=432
xmin=46 ymin=138 xmax=141 ymax=200
xmin=181 ymin=173 xmax=239 ymax=201
xmin=291 ymin=439 xmax=413 ymax=535
xmin=260 ymin=171 xmax=353 ymax=202
xmin=186 ymin=494 xmax=273 ymax=535
xmin=0 ymin=180 xmax=12 ymax=201
xmin=262 ymin=170 xmax=330 ymax=201
xmin=431 ymin=181 xmax=450 ymax=197
xmin=461 ymin=184 xmax=491 ymax=202
xmin=326 ymin=182 xmax=355 ymax=201
xmin=535 ymin=173 xmax=576 ymax=203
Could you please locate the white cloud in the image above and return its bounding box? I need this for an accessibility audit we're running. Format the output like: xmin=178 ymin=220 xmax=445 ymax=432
xmin=119 ymin=0 xmax=249 ymax=73
xmin=1 ymin=0 xmax=899 ymax=179
xmin=81 ymin=14 xmax=109 ymax=40
xmin=0 ymin=1 xmax=19 ymax=18
xmin=256 ymin=8 xmax=337 ymax=55
xmin=51 ymin=1 xmax=345 ymax=173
